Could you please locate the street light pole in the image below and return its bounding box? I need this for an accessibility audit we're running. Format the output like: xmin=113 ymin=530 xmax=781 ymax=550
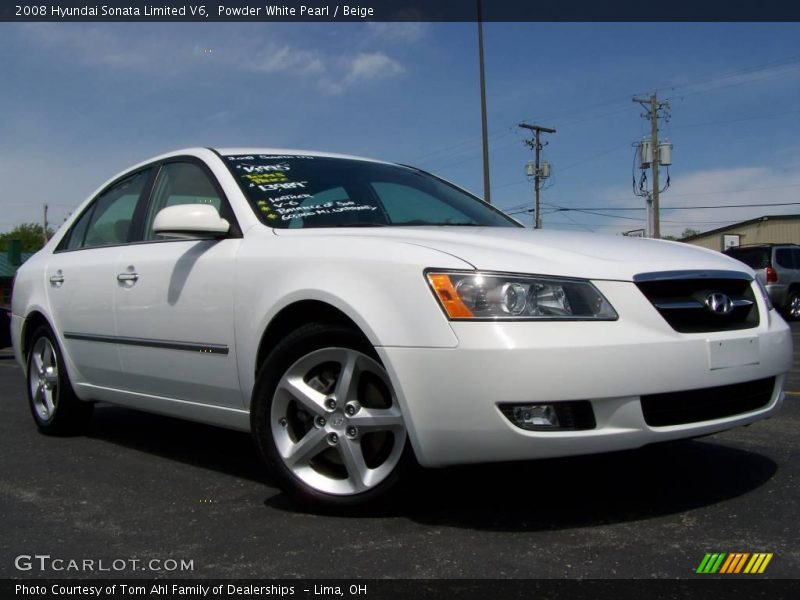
xmin=477 ymin=0 xmax=491 ymax=203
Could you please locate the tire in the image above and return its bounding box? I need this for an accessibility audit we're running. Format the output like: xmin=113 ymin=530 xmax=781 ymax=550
xmin=784 ymin=291 xmax=800 ymax=321
xmin=26 ymin=325 xmax=93 ymax=435
xmin=252 ymin=323 xmax=414 ymax=511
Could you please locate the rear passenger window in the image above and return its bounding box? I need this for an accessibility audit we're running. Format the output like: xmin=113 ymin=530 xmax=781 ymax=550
xmin=64 ymin=170 xmax=149 ymax=250
xmin=775 ymin=248 xmax=794 ymax=269
xmin=63 ymin=206 xmax=93 ymax=250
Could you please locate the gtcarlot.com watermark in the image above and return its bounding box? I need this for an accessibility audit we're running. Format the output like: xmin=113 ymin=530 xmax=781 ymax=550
xmin=14 ymin=554 xmax=194 ymax=573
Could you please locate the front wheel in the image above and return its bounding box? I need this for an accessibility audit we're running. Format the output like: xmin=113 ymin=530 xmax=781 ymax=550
xmin=252 ymin=323 xmax=413 ymax=510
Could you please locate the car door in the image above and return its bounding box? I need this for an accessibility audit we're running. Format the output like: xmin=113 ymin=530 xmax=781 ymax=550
xmin=113 ymin=159 xmax=243 ymax=409
xmin=46 ymin=168 xmax=152 ymax=389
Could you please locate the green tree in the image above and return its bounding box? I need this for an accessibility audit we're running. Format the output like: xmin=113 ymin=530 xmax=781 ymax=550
xmin=680 ymin=228 xmax=701 ymax=239
xmin=0 ymin=223 xmax=54 ymax=253
xmin=660 ymin=228 xmax=701 ymax=241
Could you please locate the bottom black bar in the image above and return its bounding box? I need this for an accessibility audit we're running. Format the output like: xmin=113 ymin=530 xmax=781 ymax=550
xmin=3 ymin=579 xmax=799 ymax=600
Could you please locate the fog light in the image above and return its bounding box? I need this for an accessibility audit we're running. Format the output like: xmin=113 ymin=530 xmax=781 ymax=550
xmin=499 ymin=400 xmax=597 ymax=431
xmin=511 ymin=404 xmax=560 ymax=429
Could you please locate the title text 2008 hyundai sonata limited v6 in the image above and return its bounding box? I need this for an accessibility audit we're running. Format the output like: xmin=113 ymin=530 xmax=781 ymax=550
xmin=10 ymin=148 xmax=793 ymax=508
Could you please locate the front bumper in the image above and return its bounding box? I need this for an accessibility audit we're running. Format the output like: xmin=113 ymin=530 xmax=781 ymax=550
xmin=378 ymin=280 xmax=792 ymax=468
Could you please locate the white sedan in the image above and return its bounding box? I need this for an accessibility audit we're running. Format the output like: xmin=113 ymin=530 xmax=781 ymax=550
xmin=10 ymin=148 xmax=792 ymax=509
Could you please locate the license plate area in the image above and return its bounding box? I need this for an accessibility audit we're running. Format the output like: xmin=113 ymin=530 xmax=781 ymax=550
xmin=707 ymin=337 xmax=759 ymax=370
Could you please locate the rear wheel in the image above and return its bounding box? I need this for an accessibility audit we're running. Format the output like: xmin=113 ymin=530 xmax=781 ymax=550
xmin=252 ymin=323 xmax=412 ymax=510
xmin=26 ymin=325 xmax=92 ymax=434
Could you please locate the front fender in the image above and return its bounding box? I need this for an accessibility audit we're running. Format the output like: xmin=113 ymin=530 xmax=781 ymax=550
xmin=234 ymin=235 xmax=471 ymax=403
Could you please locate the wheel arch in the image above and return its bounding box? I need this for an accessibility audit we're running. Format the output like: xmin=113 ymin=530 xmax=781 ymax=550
xmin=20 ymin=309 xmax=55 ymax=359
xmin=19 ymin=307 xmax=87 ymax=396
xmin=254 ymin=299 xmax=372 ymax=376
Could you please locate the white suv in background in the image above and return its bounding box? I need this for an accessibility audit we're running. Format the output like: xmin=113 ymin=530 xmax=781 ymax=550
xmin=10 ymin=148 xmax=793 ymax=509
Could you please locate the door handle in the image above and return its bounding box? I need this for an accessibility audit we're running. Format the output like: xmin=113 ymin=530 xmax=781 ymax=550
xmin=117 ymin=272 xmax=139 ymax=283
xmin=49 ymin=274 xmax=64 ymax=286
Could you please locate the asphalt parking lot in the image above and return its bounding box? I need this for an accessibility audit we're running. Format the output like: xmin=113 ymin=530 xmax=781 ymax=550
xmin=1 ymin=326 xmax=798 ymax=580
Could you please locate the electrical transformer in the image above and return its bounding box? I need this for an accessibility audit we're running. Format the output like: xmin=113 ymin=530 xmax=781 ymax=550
xmin=638 ymin=138 xmax=653 ymax=168
xmin=658 ymin=141 xmax=673 ymax=166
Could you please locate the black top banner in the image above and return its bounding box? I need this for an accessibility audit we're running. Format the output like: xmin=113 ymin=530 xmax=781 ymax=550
xmin=3 ymin=0 xmax=800 ymax=22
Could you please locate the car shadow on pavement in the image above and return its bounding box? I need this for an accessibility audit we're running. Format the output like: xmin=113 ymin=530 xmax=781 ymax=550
xmin=398 ymin=440 xmax=777 ymax=531
xmin=85 ymin=405 xmax=268 ymax=485
xmin=84 ymin=406 xmax=777 ymax=531
xmin=268 ymin=438 xmax=778 ymax=530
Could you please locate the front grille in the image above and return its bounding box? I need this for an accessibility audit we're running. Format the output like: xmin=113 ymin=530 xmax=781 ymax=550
xmin=640 ymin=377 xmax=776 ymax=427
xmin=634 ymin=271 xmax=759 ymax=333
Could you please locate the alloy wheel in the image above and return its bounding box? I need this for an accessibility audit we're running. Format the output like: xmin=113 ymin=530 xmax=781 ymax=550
xmin=29 ymin=337 xmax=60 ymax=422
xmin=790 ymin=295 xmax=800 ymax=319
xmin=270 ymin=347 xmax=406 ymax=496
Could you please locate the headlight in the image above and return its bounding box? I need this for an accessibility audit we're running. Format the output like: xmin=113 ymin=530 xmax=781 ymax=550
xmin=426 ymin=271 xmax=618 ymax=320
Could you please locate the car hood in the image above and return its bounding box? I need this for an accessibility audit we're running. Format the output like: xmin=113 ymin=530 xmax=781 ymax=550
xmin=273 ymin=227 xmax=750 ymax=281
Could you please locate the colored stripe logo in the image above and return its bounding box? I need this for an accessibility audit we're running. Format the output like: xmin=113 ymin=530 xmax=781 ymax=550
xmin=696 ymin=552 xmax=773 ymax=574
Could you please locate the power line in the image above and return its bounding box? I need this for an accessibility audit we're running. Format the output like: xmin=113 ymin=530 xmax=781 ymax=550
xmin=671 ymin=108 xmax=800 ymax=131
xmin=650 ymin=54 xmax=800 ymax=98
xmin=406 ymin=52 xmax=800 ymax=173
xmin=544 ymin=200 xmax=800 ymax=212
xmin=541 ymin=204 xmax=753 ymax=226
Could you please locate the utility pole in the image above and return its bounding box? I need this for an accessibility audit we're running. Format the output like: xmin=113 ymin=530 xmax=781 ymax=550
xmin=42 ymin=203 xmax=49 ymax=244
xmin=477 ymin=0 xmax=491 ymax=203
xmin=633 ymin=93 xmax=670 ymax=238
xmin=519 ymin=123 xmax=556 ymax=229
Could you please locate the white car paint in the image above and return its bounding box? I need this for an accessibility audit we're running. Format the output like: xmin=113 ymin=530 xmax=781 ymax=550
xmin=10 ymin=147 xmax=793 ymax=489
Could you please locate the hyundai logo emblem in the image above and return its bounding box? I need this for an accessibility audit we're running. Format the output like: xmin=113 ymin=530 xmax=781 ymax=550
xmin=705 ymin=292 xmax=734 ymax=315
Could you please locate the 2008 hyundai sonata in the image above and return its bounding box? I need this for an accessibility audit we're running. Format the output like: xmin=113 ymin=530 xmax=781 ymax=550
xmin=10 ymin=148 xmax=792 ymax=508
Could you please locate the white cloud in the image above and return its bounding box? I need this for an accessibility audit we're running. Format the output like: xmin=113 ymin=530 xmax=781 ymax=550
xmin=348 ymin=52 xmax=404 ymax=81
xmin=243 ymin=44 xmax=325 ymax=75
xmin=320 ymin=52 xmax=405 ymax=95
xmin=580 ymin=161 xmax=800 ymax=237
xmin=15 ymin=24 xmax=405 ymax=96
xmin=364 ymin=22 xmax=429 ymax=43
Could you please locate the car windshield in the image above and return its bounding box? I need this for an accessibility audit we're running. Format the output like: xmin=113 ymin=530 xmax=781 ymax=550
xmin=726 ymin=247 xmax=770 ymax=269
xmin=223 ymin=154 xmax=521 ymax=229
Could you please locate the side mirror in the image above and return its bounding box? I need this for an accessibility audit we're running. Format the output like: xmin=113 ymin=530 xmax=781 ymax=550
xmin=152 ymin=204 xmax=230 ymax=239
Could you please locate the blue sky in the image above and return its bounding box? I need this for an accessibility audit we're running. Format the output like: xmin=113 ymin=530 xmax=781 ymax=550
xmin=1 ymin=21 xmax=799 ymax=237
